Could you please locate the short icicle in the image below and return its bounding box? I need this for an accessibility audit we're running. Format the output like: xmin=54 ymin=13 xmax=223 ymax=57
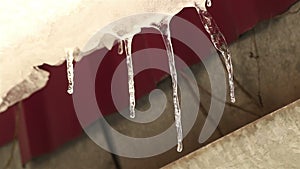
xmin=153 ymin=18 xmax=183 ymax=152
xmin=118 ymin=40 xmax=124 ymax=55
xmin=195 ymin=2 xmax=236 ymax=103
xmin=66 ymin=49 xmax=75 ymax=94
xmin=124 ymin=37 xmax=136 ymax=119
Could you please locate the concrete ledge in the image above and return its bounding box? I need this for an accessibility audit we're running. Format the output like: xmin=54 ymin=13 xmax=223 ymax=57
xmin=163 ymin=99 xmax=300 ymax=169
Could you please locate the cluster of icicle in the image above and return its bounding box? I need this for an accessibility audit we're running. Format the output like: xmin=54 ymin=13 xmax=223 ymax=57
xmin=65 ymin=0 xmax=235 ymax=153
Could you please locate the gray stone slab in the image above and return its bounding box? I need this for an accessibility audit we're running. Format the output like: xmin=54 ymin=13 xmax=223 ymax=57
xmin=163 ymin=99 xmax=300 ymax=169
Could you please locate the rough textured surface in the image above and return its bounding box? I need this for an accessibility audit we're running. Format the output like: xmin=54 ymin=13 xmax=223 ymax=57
xmin=162 ymin=99 xmax=300 ymax=169
xmin=0 ymin=141 xmax=23 ymax=169
xmin=0 ymin=1 xmax=300 ymax=169
xmin=0 ymin=135 xmax=116 ymax=169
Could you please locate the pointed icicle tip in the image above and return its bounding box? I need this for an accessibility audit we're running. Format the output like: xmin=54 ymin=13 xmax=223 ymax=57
xmin=130 ymin=113 xmax=135 ymax=119
xmin=231 ymin=96 xmax=236 ymax=103
xmin=177 ymin=142 xmax=183 ymax=152
xmin=207 ymin=0 xmax=212 ymax=7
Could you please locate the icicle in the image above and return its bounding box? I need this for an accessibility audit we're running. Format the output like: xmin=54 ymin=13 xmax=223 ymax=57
xmin=152 ymin=18 xmax=183 ymax=152
xmin=124 ymin=38 xmax=136 ymax=119
xmin=195 ymin=2 xmax=236 ymax=103
xmin=66 ymin=49 xmax=75 ymax=94
xmin=118 ymin=40 xmax=124 ymax=55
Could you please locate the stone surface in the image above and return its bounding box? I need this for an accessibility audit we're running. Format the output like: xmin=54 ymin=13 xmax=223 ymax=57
xmin=0 ymin=141 xmax=23 ymax=169
xmin=0 ymin=135 xmax=116 ymax=169
xmin=26 ymin=135 xmax=116 ymax=169
xmin=163 ymin=99 xmax=300 ymax=169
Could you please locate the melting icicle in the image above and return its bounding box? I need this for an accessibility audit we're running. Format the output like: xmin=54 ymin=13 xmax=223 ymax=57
xmin=195 ymin=2 xmax=236 ymax=103
xmin=152 ymin=18 xmax=183 ymax=152
xmin=66 ymin=49 xmax=74 ymax=94
xmin=118 ymin=40 xmax=124 ymax=55
xmin=124 ymin=38 xmax=136 ymax=119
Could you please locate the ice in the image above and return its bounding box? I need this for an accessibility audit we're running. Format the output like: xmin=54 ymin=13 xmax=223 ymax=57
xmin=66 ymin=49 xmax=75 ymax=94
xmin=207 ymin=0 xmax=212 ymax=7
xmin=118 ymin=40 xmax=124 ymax=55
xmin=195 ymin=2 xmax=236 ymax=103
xmin=1 ymin=0 xmax=209 ymax=112
xmin=0 ymin=0 xmax=216 ymax=153
xmin=124 ymin=38 xmax=136 ymax=119
xmin=152 ymin=18 xmax=183 ymax=152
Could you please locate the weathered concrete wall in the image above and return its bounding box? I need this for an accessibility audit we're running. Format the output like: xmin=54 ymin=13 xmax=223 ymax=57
xmin=1 ymin=1 xmax=300 ymax=169
xmin=163 ymin=99 xmax=300 ymax=169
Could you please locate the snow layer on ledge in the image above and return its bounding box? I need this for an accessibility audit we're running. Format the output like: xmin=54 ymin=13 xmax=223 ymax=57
xmin=0 ymin=0 xmax=206 ymax=112
xmin=0 ymin=68 xmax=49 ymax=113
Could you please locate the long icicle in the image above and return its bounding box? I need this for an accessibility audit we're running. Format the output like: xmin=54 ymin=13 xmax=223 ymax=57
xmin=124 ymin=38 xmax=136 ymax=119
xmin=195 ymin=2 xmax=236 ymax=103
xmin=154 ymin=19 xmax=183 ymax=152
xmin=66 ymin=49 xmax=74 ymax=94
